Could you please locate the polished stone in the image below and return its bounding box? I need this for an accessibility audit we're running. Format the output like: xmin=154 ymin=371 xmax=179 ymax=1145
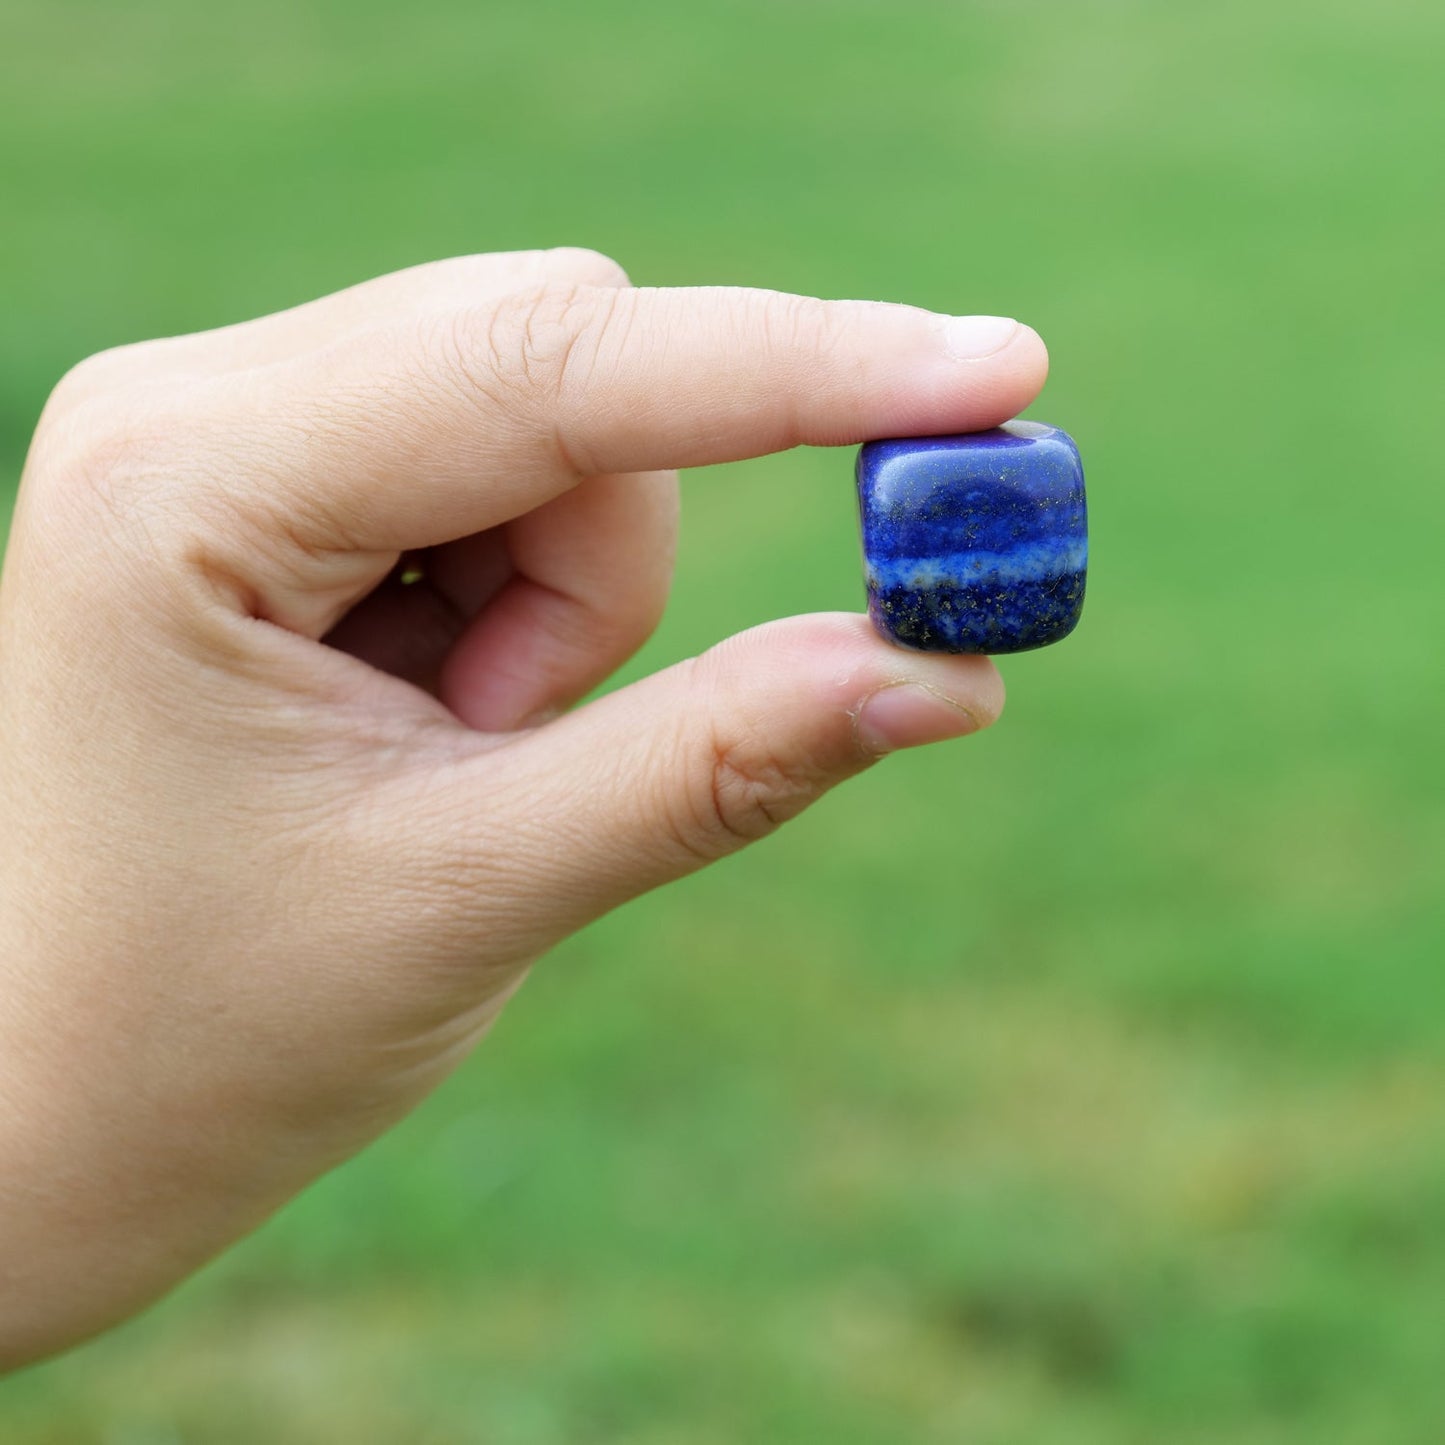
xmin=856 ymin=422 xmax=1087 ymax=654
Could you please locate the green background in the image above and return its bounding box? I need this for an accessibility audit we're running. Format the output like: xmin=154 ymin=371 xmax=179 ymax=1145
xmin=3 ymin=0 xmax=1443 ymax=1439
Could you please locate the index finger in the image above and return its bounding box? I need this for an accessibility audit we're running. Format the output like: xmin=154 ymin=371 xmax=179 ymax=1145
xmin=218 ymin=283 xmax=1048 ymax=554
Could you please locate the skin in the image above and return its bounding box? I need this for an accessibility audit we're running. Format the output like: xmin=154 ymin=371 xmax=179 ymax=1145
xmin=0 ymin=247 xmax=1048 ymax=1369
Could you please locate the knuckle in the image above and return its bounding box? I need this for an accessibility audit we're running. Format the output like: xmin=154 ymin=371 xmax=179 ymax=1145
xmin=518 ymin=284 xmax=608 ymax=391
xmin=520 ymin=281 xmax=615 ymax=393
xmin=24 ymin=371 xmax=247 ymax=605
xmin=539 ymin=245 xmax=631 ymax=289
xmin=465 ymin=284 xmax=581 ymax=403
xmin=710 ymin=742 xmax=805 ymax=846
xmin=45 ymin=336 xmax=192 ymax=415
xmin=757 ymin=288 xmax=830 ymax=355
xmin=666 ymin=712 xmax=821 ymax=864
xmin=32 ymin=386 xmax=187 ymax=533
xmin=510 ymin=285 xmax=585 ymax=396
xmin=45 ymin=353 xmax=109 ymax=414
xmin=47 ymin=344 xmax=142 ymax=409
xmin=463 ymin=283 xmax=627 ymax=470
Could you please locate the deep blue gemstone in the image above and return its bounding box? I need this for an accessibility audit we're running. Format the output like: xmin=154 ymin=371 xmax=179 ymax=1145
xmin=856 ymin=422 xmax=1087 ymax=654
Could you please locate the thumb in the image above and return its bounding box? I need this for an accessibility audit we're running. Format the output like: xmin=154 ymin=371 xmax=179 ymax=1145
xmin=482 ymin=612 xmax=1004 ymax=937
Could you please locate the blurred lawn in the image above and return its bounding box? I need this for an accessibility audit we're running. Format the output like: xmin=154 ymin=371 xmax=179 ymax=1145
xmin=3 ymin=0 xmax=1444 ymax=1439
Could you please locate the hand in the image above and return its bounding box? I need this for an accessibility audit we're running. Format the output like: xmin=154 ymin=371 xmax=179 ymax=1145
xmin=0 ymin=248 xmax=1047 ymax=1366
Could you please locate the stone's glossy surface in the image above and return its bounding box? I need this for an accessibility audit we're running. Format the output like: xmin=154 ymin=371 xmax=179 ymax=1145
xmin=856 ymin=422 xmax=1087 ymax=654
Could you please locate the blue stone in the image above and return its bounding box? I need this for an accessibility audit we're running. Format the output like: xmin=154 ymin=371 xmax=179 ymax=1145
xmin=856 ymin=422 xmax=1087 ymax=654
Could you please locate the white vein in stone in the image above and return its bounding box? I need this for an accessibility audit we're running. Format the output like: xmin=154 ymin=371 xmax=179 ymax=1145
xmin=865 ymin=537 xmax=1088 ymax=590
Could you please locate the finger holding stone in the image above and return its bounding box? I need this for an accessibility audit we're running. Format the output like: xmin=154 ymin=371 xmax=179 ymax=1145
xmin=414 ymin=612 xmax=1007 ymax=952
xmin=213 ymin=286 xmax=1048 ymax=571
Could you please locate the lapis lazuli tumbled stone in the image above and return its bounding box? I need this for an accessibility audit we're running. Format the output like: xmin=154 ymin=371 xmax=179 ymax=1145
xmin=856 ymin=422 xmax=1087 ymax=654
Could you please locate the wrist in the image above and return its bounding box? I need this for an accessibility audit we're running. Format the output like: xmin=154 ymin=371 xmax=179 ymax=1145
xmin=0 ymin=904 xmax=286 ymax=1371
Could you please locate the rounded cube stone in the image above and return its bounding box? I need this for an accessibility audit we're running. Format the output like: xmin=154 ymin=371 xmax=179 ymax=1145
xmin=856 ymin=421 xmax=1087 ymax=654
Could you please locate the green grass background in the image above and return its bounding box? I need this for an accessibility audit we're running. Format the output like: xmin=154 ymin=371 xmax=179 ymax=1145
xmin=2 ymin=0 xmax=1443 ymax=1438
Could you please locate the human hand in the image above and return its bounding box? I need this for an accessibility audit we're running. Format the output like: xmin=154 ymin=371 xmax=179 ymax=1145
xmin=0 ymin=248 xmax=1047 ymax=1366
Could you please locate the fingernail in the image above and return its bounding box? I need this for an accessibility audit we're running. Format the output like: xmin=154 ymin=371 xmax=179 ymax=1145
xmin=942 ymin=314 xmax=1019 ymax=361
xmin=855 ymin=682 xmax=982 ymax=755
